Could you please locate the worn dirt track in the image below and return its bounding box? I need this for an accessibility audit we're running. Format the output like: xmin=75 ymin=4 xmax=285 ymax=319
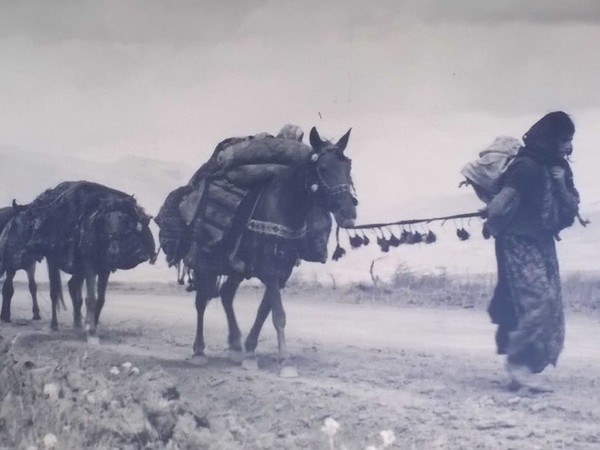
xmin=3 ymin=284 xmax=600 ymax=449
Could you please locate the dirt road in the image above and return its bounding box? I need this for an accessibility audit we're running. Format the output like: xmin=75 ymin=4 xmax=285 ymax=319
xmin=4 ymin=285 xmax=600 ymax=449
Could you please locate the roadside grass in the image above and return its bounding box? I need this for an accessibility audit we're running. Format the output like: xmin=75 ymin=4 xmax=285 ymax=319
xmin=284 ymin=265 xmax=600 ymax=313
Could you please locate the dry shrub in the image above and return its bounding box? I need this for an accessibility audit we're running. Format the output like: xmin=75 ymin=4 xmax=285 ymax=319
xmin=562 ymin=272 xmax=600 ymax=311
xmin=0 ymin=336 xmax=268 ymax=449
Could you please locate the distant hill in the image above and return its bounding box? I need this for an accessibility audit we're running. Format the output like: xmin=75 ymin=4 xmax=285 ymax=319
xmin=1 ymin=147 xmax=597 ymax=285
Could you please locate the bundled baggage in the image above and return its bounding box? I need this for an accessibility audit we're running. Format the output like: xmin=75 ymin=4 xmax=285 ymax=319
xmin=156 ymin=132 xmax=330 ymax=271
xmin=0 ymin=181 xmax=154 ymax=274
xmin=460 ymin=136 xmax=522 ymax=204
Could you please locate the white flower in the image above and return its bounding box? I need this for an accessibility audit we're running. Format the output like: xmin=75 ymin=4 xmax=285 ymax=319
xmin=43 ymin=383 xmax=59 ymax=401
xmin=109 ymin=366 xmax=120 ymax=376
xmin=321 ymin=417 xmax=340 ymax=437
xmin=131 ymin=367 xmax=140 ymax=375
xmin=43 ymin=433 xmax=58 ymax=449
xmin=122 ymin=361 xmax=132 ymax=370
xmin=380 ymin=430 xmax=396 ymax=447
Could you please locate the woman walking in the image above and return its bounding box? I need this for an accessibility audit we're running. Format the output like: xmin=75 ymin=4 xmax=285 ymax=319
xmin=485 ymin=111 xmax=580 ymax=392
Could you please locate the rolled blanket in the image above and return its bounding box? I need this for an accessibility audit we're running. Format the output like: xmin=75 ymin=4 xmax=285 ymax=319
xmin=217 ymin=137 xmax=311 ymax=169
xmin=225 ymin=164 xmax=289 ymax=187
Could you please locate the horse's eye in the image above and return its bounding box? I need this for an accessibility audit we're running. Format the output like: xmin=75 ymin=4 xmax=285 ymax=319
xmin=319 ymin=165 xmax=330 ymax=176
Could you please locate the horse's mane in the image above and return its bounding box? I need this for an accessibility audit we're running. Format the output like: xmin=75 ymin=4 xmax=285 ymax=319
xmin=0 ymin=207 xmax=15 ymax=231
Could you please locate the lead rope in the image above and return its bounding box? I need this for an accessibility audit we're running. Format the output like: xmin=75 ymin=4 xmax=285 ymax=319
xmin=332 ymin=211 xmax=484 ymax=260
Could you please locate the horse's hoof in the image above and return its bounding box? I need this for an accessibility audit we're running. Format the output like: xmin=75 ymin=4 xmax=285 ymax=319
xmin=51 ymin=324 xmax=58 ymax=332
xmin=0 ymin=317 xmax=10 ymax=324
xmin=73 ymin=320 xmax=83 ymax=329
xmin=32 ymin=314 xmax=41 ymax=321
xmin=189 ymin=355 xmax=208 ymax=366
xmin=229 ymin=350 xmax=244 ymax=364
xmin=279 ymin=365 xmax=299 ymax=378
xmin=87 ymin=335 xmax=100 ymax=346
xmin=242 ymin=358 xmax=259 ymax=371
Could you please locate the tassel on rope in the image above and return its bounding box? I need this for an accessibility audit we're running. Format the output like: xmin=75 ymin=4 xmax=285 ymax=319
xmin=388 ymin=228 xmax=401 ymax=247
xmin=332 ymin=226 xmax=346 ymax=261
xmin=397 ymin=229 xmax=408 ymax=244
xmin=376 ymin=228 xmax=390 ymax=253
xmin=425 ymin=230 xmax=437 ymax=243
xmin=361 ymin=230 xmax=370 ymax=246
xmin=348 ymin=229 xmax=364 ymax=248
xmin=456 ymin=228 xmax=470 ymax=241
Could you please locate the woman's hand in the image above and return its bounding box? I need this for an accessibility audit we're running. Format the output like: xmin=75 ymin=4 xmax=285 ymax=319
xmin=551 ymin=166 xmax=566 ymax=180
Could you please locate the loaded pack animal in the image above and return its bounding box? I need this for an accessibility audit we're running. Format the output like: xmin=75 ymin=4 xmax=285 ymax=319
xmin=159 ymin=127 xmax=357 ymax=377
xmin=5 ymin=181 xmax=156 ymax=343
xmin=0 ymin=202 xmax=41 ymax=322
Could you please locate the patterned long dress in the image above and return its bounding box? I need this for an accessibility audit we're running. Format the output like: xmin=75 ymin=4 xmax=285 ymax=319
xmin=488 ymin=234 xmax=564 ymax=373
xmin=486 ymin=151 xmax=578 ymax=373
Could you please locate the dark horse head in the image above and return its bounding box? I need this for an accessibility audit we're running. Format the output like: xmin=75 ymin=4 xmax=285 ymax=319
xmin=86 ymin=196 xmax=155 ymax=272
xmin=307 ymin=127 xmax=357 ymax=228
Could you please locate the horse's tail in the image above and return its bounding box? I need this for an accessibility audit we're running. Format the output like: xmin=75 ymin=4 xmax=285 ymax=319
xmin=46 ymin=260 xmax=67 ymax=312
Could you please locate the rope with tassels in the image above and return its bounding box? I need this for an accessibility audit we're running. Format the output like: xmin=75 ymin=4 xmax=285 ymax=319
xmin=331 ymin=210 xmax=591 ymax=260
xmin=345 ymin=211 xmax=482 ymax=230
xmin=332 ymin=210 xmax=483 ymax=261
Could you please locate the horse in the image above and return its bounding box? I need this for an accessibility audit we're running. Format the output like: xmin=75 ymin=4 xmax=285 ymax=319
xmin=189 ymin=127 xmax=357 ymax=377
xmin=44 ymin=189 xmax=156 ymax=343
xmin=0 ymin=203 xmax=41 ymax=322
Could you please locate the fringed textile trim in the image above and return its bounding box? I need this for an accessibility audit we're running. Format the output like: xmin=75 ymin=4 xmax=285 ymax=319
xmin=247 ymin=217 xmax=331 ymax=240
xmin=247 ymin=219 xmax=307 ymax=239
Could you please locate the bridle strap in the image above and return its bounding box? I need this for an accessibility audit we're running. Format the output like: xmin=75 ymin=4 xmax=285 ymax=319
xmin=310 ymin=150 xmax=356 ymax=200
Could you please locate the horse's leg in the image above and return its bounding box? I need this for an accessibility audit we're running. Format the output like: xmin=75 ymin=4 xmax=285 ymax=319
xmin=1 ymin=270 xmax=16 ymax=322
xmin=46 ymin=261 xmax=62 ymax=331
xmin=265 ymin=277 xmax=297 ymax=377
xmin=94 ymin=270 xmax=110 ymax=326
xmin=242 ymin=290 xmax=271 ymax=371
xmin=83 ymin=263 xmax=100 ymax=345
xmin=27 ymin=263 xmax=41 ymax=320
xmin=68 ymin=273 xmax=84 ymax=328
xmin=220 ymin=273 xmax=244 ymax=361
xmin=191 ymin=272 xmax=214 ymax=364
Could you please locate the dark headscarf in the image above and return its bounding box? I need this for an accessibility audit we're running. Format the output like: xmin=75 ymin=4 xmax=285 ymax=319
xmin=521 ymin=111 xmax=575 ymax=166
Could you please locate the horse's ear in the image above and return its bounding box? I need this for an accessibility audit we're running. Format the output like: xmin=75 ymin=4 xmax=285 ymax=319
xmin=309 ymin=127 xmax=323 ymax=150
xmin=11 ymin=199 xmax=24 ymax=212
xmin=336 ymin=128 xmax=352 ymax=152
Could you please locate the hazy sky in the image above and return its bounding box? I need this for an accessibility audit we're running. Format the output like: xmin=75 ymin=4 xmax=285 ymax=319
xmin=2 ymin=0 xmax=600 ymax=219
